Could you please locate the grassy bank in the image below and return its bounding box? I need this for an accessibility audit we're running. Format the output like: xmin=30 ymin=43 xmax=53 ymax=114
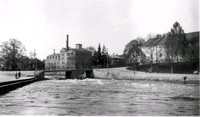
xmin=93 ymin=67 xmax=199 ymax=84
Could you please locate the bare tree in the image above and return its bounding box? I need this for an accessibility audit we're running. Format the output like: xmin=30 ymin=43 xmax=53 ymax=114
xmin=164 ymin=21 xmax=187 ymax=73
xmin=0 ymin=38 xmax=26 ymax=70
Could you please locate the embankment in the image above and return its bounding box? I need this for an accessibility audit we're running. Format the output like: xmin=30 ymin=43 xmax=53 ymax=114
xmin=93 ymin=67 xmax=199 ymax=84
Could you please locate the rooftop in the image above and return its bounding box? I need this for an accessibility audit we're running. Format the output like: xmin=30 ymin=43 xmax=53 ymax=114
xmin=186 ymin=31 xmax=199 ymax=42
xmin=142 ymin=36 xmax=163 ymax=47
xmin=142 ymin=31 xmax=199 ymax=47
xmin=47 ymin=53 xmax=60 ymax=57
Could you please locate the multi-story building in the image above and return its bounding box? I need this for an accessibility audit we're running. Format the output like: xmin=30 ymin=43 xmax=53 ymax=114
xmin=141 ymin=31 xmax=199 ymax=64
xmin=45 ymin=35 xmax=92 ymax=70
xmin=141 ymin=36 xmax=166 ymax=64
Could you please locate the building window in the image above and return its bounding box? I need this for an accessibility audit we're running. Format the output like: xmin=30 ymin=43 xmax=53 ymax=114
xmin=67 ymin=53 xmax=70 ymax=56
xmin=71 ymin=53 xmax=74 ymax=55
xmin=159 ymin=53 xmax=162 ymax=57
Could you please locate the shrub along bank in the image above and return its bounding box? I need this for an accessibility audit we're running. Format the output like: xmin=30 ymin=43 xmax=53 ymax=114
xmin=127 ymin=62 xmax=199 ymax=74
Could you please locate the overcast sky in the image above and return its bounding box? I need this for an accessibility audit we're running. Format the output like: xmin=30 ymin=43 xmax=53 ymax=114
xmin=0 ymin=0 xmax=199 ymax=60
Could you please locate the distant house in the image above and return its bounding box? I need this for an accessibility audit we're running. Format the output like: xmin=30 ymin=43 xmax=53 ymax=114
xmin=141 ymin=31 xmax=199 ymax=64
xmin=141 ymin=36 xmax=165 ymax=64
xmin=45 ymin=35 xmax=92 ymax=70
xmin=109 ymin=54 xmax=125 ymax=67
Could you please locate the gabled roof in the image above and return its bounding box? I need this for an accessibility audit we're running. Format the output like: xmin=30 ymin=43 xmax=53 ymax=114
xmin=157 ymin=34 xmax=185 ymax=45
xmin=141 ymin=31 xmax=199 ymax=47
xmin=156 ymin=36 xmax=168 ymax=45
xmin=141 ymin=38 xmax=154 ymax=47
xmin=142 ymin=37 xmax=163 ymax=47
xmin=186 ymin=31 xmax=199 ymax=42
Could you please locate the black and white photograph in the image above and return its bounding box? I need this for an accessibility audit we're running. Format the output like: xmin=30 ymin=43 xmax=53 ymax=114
xmin=0 ymin=0 xmax=199 ymax=116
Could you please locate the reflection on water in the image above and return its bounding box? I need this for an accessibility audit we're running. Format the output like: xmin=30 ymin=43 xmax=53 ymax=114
xmin=0 ymin=78 xmax=199 ymax=116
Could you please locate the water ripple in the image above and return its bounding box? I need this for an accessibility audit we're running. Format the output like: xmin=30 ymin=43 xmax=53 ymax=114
xmin=0 ymin=79 xmax=199 ymax=116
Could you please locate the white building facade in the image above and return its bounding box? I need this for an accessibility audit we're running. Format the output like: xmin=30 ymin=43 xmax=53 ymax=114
xmin=141 ymin=36 xmax=167 ymax=64
xmin=45 ymin=35 xmax=92 ymax=70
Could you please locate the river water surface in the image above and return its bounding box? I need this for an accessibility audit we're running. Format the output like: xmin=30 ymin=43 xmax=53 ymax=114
xmin=0 ymin=78 xmax=199 ymax=116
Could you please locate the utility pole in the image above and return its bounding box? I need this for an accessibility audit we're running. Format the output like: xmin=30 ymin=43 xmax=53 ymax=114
xmin=34 ymin=49 xmax=37 ymax=76
xmin=107 ymin=48 xmax=109 ymax=69
xmin=106 ymin=48 xmax=109 ymax=78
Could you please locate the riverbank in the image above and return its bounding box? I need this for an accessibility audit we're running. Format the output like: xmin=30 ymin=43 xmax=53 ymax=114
xmin=0 ymin=71 xmax=35 ymax=82
xmin=93 ymin=67 xmax=200 ymax=84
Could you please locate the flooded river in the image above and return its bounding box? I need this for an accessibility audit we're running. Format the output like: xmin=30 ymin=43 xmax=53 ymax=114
xmin=0 ymin=78 xmax=199 ymax=116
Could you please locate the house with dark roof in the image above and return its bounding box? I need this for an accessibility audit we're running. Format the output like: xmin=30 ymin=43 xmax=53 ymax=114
xmin=141 ymin=31 xmax=199 ymax=64
xmin=45 ymin=35 xmax=92 ymax=70
xmin=109 ymin=54 xmax=125 ymax=67
xmin=141 ymin=36 xmax=165 ymax=64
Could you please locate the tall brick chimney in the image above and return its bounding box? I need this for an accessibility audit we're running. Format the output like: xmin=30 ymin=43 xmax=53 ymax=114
xmin=66 ymin=34 xmax=69 ymax=50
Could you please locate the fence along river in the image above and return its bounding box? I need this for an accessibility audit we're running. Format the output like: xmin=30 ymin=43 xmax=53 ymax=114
xmin=0 ymin=77 xmax=199 ymax=116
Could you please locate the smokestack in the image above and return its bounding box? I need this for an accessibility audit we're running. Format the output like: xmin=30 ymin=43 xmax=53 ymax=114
xmin=66 ymin=34 xmax=69 ymax=50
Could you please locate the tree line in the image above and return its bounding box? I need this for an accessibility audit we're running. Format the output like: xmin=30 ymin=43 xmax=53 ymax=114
xmin=86 ymin=43 xmax=110 ymax=68
xmin=165 ymin=22 xmax=198 ymax=73
xmin=0 ymin=38 xmax=44 ymax=71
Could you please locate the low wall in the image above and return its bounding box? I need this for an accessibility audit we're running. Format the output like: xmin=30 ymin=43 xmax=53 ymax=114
xmin=0 ymin=72 xmax=46 ymax=95
xmin=0 ymin=77 xmax=36 ymax=95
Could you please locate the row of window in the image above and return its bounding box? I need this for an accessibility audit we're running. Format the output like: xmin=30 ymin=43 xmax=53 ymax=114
xmin=47 ymin=61 xmax=75 ymax=65
xmin=47 ymin=52 xmax=74 ymax=59
xmin=48 ymin=62 xmax=59 ymax=65
xmin=47 ymin=55 xmax=60 ymax=59
xmin=67 ymin=52 xmax=74 ymax=56
xmin=150 ymin=53 xmax=163 ymax=58
xmin=61 ymin=52 xmax=74 ymax=56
